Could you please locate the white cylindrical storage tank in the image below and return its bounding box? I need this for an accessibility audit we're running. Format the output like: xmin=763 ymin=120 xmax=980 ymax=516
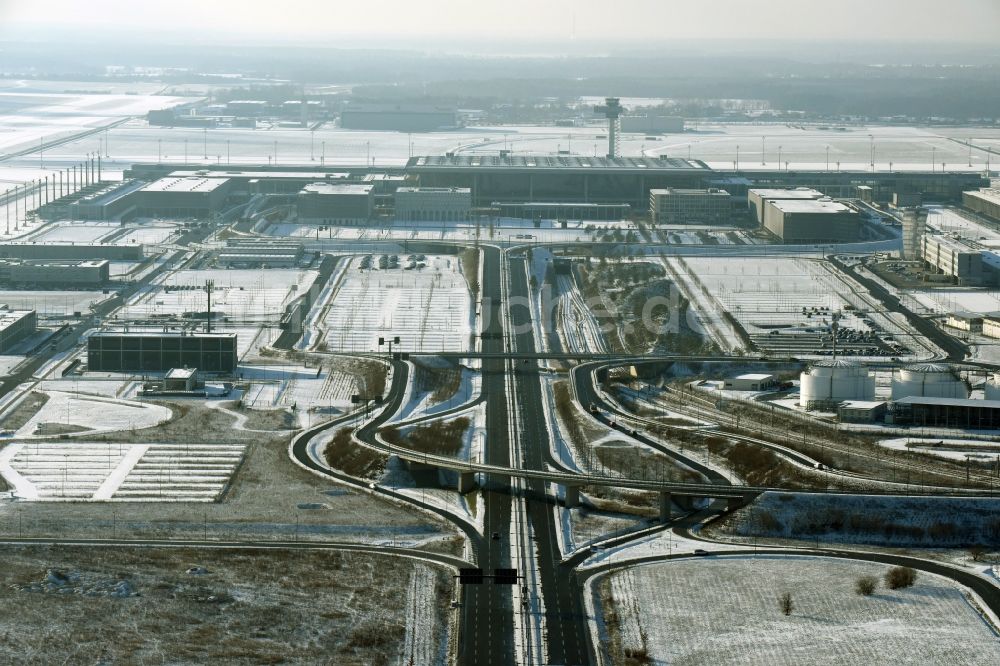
xmin=984 ymin=374 xmax=1000 ymax=401
xmin=890 ymin=363 xmax=969 ymax=400
xmin=799 ymin=359 xmax=875 ymax=408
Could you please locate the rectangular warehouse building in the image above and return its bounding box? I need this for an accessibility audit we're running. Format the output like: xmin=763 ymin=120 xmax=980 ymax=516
xmin=0 ymin=243 xmax=142 ymax=261
xmin=70 ymin=180 xmax=145 ymax=220
xmin=747 ymin=187 xmax=825 ymax=224
xmin=763 ymin=199 xmax=861 ymax=243
xmin=921 ymin=234 xmax=984 ymax=286
xmin=964 ymin=188 xmax=1000 ymax=223
xmin=138 ymin=176 xmax=231 ymax=217
xmin=297 ymin=183 xmax=374 ymax=225
xmin=649 ymin=188 xmax=732 ymax=225
xmin=340 ymin=105 xmax=456 ymax=131
xmin=219 ymin=238 xmax=304 ymax=267
xmin=394 ymin=187 xmax=471 ymax=222
xmin=0 ymin=307 xmax=36 ymax=353
xmin=87 ymin=331 xmax=238 ymax=373
xmin=0 ymin=259 xmax=110 ymax=287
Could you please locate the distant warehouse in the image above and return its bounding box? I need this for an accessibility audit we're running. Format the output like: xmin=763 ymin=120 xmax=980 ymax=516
xmin=620 ymin=114 xmax=684 ymax=134
xmin=340 ymin=105 xmax=456 ymax=132
xmin=0 ymin=243 xmax=142 ymax=261
xmin=763 ymin=198 xmax=862 ymax=243
xmin=0 ymin=259 xmax=110 ymax=287
xmin=87 ymin=331 xmax=238 ymax=373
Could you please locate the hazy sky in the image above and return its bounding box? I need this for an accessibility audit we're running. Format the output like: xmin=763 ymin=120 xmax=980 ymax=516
xmin=1 ymin=0 xmax=998 ymax=45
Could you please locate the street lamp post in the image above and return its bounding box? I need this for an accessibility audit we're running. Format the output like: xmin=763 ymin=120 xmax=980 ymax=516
xmin=761 ymin=136 xmax=766 ymax=165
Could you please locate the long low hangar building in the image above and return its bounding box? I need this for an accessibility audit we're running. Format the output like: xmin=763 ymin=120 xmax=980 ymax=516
xmin=87 ymin=331 xmax=238 ymax=373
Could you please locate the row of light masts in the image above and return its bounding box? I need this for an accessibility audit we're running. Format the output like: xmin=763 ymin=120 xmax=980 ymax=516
xmin=3 ymin=153 xmax=102 ymax=235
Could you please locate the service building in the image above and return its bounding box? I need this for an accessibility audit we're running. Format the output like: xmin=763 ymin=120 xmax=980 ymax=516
xmin=649 ymin=188 xmax=732 ymax=225
xmin=297 ymin=183 xmax=374 ymax=225
xmin=762 ymin=199 xmax=862 ymax=244
xmin=87 ymin=331 xmax=238 ymax=373
xmin=394 ymin=187 xmax=471 ymax=222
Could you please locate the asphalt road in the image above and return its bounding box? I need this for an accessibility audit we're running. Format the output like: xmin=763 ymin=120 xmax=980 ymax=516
xmin=459 ymin=245 xmax=516 ymax=666
xmin=507 ymin=253 xmax=590 ymax=665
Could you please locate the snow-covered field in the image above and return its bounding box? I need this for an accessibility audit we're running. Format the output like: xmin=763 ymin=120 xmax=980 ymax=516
xmin=879 ymin=436 xmax=1000 ymax=462
xmin=0 ymin=88 xmax=194 ymax=154
xmin=124 ymin=268 xmax=318 ymax=321
xmin=668 ymin=256 xmax=932 ymax=359
xmin=240 ymin=363 xmax=357 ymax=417
xmin=0 ymin=440 xmax=245 ymax=502
xmin=322 ymin=255 xmax=472 ymax=353
xmin=0 ymin=290 xmax=111 ymax=316
xmin=599 ymin=556 xmax=1000 ymax=665
xmin=13 ymin=390 xmax=172 ymax=437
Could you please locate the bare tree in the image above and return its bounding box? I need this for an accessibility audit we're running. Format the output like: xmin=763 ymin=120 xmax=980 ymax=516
xmin=779 ymin=591 xmax=793 ymax=616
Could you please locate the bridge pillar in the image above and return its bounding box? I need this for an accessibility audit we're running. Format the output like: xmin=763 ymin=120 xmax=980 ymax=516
xmin=457 ymin=471 xmax=476 ymax=494
xmin=659 ymin=492 xmax=672 ymax=522
xmin=564 ymin=484 xmax=581 ymax=508
xmin=674 ymin=495 xmax=696 ymax=512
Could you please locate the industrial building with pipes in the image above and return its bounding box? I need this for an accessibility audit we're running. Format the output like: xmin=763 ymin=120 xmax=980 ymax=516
xmin=297 ymin=183 xmax=374 ymax=225
xmin=137 ymin=176 xmax=232 ymax=217
xmin=0 ymin=259 xmax=110 ymax=287
xmin=394 ymin=187 xmax=471 ymax=222
xmin=0 ymin=307 xmax=36 ymax=353
xmin=920 ymin=234 xmax=984 ymax=286
xmin=649 ymin=187 xmax=733 ymax=225
xmin=87 ymin=331 xmax=238 ymax=373
xmin=762 ymin=198 xmax=862 ymax=243
xmin=963 ymin=188 xmax=1000 ymax=222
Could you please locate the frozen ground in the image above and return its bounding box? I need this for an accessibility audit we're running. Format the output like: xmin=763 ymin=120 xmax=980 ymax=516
xmin=12 ymin=389 xmax=172 ymax=437
xmin=22 ymin=120 xmax=1000 ymax=173
xmin=0 ymin=87 xmax=194 ymax=154
xmin=671 ymin=256 xmax=934 ymax=359
xmin=0 ymin=439 xmax=245 ymax=502
xmin=0 ymin=290 xmax=112 ymax=316
xmin=879 ymin=436 xmax=1000 ymax=462
xmin=124 ymin=268 xmax=318 ymax=321
xmin=597 ymin=556 xmax=1000 ymax=665
xmin=239 ymin=363 xmax=357 ymax=424
xmin=322 ymin=255 xmax=473 ymax=353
